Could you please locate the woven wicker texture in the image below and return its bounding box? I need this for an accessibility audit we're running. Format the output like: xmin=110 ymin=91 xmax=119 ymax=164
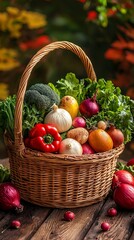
xmin=5 ymin=41 xmax=124 ymax=208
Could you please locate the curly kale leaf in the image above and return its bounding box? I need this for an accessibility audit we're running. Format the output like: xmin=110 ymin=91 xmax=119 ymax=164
xmin=0 ymin=95 xmax=44 ymax=140
xmin=85 ymin=79 xmax=134 ymax=143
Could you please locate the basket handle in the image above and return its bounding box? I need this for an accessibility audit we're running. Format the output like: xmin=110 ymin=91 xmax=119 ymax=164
xmin=14 ymin=41 xmax=96 ymax=147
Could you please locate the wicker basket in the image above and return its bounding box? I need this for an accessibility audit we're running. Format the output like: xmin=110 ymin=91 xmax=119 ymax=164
xmin=5 ymin=41 xmax=124 ymax=208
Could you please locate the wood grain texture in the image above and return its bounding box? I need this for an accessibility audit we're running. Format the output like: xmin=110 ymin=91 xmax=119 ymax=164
xmin=129 ymin=230 xmax=134 ymax=240
xmin=0 ymin=195 xmax=133 ymax=240
xmin=0 ymin=158 xmax=133 ymax=240
xmin=31 ymin=201 xmax=105 ymax=240
xmin=83 ymin=198 xmax=134 ymax=240
xmin=0 ymin=202 xmax=51 ymax=240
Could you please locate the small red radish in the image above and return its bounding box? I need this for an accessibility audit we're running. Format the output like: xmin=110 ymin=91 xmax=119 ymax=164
xmin=64 ymin=211 xmax=75 ymax=221
xmin=72 ymin=116 xmax=86 ymax=128
xmin=101 ymin=222 xmax=110 ymax=231
xmin=107 ymin=207 xmax=117 ymax=217
xmin=10 ymin=220 xmax=21 ymax=229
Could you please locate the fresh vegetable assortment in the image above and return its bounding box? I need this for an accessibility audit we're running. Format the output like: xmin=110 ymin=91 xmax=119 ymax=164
xmin=0 ymin=72 xmax=134 ymax=155
xmin=49 ymin=73 xmax=134 ymax=143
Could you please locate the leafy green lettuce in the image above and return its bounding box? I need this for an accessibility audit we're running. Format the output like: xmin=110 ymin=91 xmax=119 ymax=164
xmin=49 ymin=73 xmax=86 ymax=104
xmin=85 ymin=78 xmax=134 ymax=143
xmin=49 ymin=73 xmax=134 ymax=143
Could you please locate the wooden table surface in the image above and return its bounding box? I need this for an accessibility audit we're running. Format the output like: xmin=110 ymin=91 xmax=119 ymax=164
xmin=0 ymin=158 xmax=134 ymax=240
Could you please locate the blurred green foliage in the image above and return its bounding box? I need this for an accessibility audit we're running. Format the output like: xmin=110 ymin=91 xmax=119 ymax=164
xmin=0 ymin=0 xmax=134 ymax=92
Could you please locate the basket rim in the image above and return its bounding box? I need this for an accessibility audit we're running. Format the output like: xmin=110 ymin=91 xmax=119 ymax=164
xmin=24 ymin=143 xmax=124 ymax=163
xmin=5 ymin=134 xmax=124 ymax=164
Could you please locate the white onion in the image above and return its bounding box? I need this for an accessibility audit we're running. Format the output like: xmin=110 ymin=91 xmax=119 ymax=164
xmin=59 ymin=138 xmax=83 ymax=155
xmin=44 ymin=104 xmax=72 ymax=133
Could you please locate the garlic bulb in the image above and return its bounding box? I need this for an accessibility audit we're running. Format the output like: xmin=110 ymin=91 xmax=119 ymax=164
xmin=59 ymin=138 xmax=83 ymax=155
xmin=44 ymin=104 xmax=72 ymax=133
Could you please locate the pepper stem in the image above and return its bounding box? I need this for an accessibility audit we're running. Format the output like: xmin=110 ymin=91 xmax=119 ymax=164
xmin=44 ymin=134 xmax=54 ymax=144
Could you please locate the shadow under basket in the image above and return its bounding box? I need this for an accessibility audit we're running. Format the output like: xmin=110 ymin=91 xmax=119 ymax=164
xmin=4 ymin=41 xmax=124 ymax=208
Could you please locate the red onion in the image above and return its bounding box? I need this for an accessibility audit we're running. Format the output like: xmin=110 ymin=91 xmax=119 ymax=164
xmin=127 ymin=158 xmax=134 ymax=167
xmin=112 ymin=170 xmax=134 ymax=190
xmin=79 ymin=96 xmax=100 ymax=118
xmin=82 ymin=142 xmax=95 ymax=154
xmin=101 ymin=222 xmax=110 ymax=231
xmin=113 ymin=182 xmax=134 ymax=209
xmin=10 ymin=220 xmax=21 ymax=229
xmin=64 ymin=211 xmax=75 ymax=221
xmin=107 ymin=207 xmax=117 ymax=217
xmin=0 ymin=182 xmax=23 ymax=212
xmin=72 ymin=117 xmax=86 ymax=128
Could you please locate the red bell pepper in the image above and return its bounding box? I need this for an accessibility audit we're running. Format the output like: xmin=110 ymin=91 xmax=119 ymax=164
xmin=24 ymin=123 xmax=62 ymax=153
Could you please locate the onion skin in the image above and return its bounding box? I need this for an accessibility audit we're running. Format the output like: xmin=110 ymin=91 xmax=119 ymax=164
xmin=113 ymin=183 xmax=134 ymax=210
xmin=44 ymin=104 xmax=72 ymax=133
xmin=107 ymin=126 xmax=124 ymax=148
xmin=0 ymin=182 xmax=23 ymax=212
xmin=59 ymin=138 xmax=83 ymax=155
xmin=112 ymin=170 xmax=134 ymax=190
xmin=79 ymin=97 xmax=100 ymax=118
xmin=59 ymin=95 xmax=79 ymax=119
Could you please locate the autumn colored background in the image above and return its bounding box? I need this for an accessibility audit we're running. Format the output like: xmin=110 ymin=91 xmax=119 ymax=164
xmin=0 ymin=0 xmax=134 ymax=157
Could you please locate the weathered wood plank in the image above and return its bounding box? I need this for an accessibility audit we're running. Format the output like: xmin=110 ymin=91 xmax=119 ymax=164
xmin=0 ymin=202 xmax=51 ymax=240
xmin=83 ymin=197 xmax=134 ymax=240
xmin=129 ymin=230 xmax=134 ymax=240
xmin=30 ymin=200 xmax=106 ymax=240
